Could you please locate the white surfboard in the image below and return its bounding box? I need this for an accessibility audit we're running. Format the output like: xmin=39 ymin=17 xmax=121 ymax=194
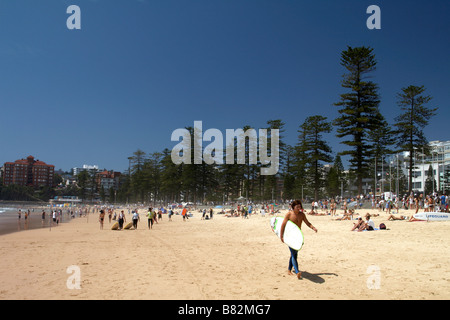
xmin=413 ymin=212 xmax=450 ymax=221
xmin=270 ymin=217 xmax=304 ymax=251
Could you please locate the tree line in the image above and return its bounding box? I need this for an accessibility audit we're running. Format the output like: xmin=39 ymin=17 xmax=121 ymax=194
xmin=0 ymin=46 xmax=439 ymax=203
xmin=115 ymin=46 xmax=437 ymax=204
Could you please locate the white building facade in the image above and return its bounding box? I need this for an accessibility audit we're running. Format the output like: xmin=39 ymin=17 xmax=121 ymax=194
xmin=356 ymin=140 xmax=450 ymax=197
xmin=409 ymin=140 xmax=450 ymax=194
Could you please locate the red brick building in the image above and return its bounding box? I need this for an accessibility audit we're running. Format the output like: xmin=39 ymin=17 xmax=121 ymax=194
xmin=95 ymin=170 xmax=121 ymax=191
xmin=2 ymin=155 xmax=55 ymax=188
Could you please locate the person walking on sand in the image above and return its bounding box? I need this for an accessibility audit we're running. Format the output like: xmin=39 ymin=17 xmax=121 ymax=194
xmin=132 ymin=210 xmax=140 ymax=230
xmin=147 ymin=208 xmax=154 ymax=229
xmin=118 ymin=210 xmax=126 ymax=230
xmin=415 ymin=194 xmax=421 ymax=214
xmin=202 ymin=208 xmax=206 ymax=220
xmin=41 ymin=209 xmax=46 ymax=226
xmin=330 ymin=198 xmax=337 ymax=216
xmin=182 ymin=207 xmax=187 ymax=222
xmin=99 ymin=210 xmax=105 ymax=230
xmin=280 ymin=199 xmax=317 ymax=280
xmin=158 ymin=208 xmax=162 ymax=221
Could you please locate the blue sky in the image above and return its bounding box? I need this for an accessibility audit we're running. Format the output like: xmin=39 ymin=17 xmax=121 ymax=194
xmin=0 ymin=0 xmax=449 ymax=172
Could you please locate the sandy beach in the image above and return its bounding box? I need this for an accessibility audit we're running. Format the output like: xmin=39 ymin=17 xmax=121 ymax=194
xmin=0 ymin=207 xmax=449 ymax=300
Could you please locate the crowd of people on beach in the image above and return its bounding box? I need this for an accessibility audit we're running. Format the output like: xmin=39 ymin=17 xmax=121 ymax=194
xmin=10 ymin=190 xmax=449 ymax=234
xmin=300 ymin=192 xmax=449 ymax=215
xmin=300 ymin=192 xmax=449 ymax=231
xmin=93 ymin=202 xmax=286 ymax=230
xmin=97 ymin=205 xmax=198 ymax=230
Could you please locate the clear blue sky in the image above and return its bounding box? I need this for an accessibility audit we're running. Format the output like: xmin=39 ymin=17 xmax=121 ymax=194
xmin=0 ymin=0 xmax=449 ymax=172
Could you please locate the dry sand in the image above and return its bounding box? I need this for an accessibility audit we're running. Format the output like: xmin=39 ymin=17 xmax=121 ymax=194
xmin=0 ymin=208 xmax=449 ymax=300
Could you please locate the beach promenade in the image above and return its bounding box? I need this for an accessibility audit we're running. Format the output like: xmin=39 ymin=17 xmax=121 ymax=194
xmin=0 ymin=208 xmax=449 ymax=300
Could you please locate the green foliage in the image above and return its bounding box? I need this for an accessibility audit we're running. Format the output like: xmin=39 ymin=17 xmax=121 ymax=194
xmin=297 ymin=115 xmax=333 ymax=201
xmin=333 ymin=46 xmax=383 ymax=194
xmin=394 ymin=85 xmax=438 ymax=193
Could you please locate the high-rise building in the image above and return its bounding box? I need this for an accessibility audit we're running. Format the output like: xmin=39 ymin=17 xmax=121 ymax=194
xmin=72 ymin=164 xmax=98 ymax=176
xmin=2 ymin=155 xmax=55 ymax=188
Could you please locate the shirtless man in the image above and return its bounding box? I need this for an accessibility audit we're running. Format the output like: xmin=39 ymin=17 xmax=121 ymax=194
xmin=280 ymin=200 xmax=318 ymax=279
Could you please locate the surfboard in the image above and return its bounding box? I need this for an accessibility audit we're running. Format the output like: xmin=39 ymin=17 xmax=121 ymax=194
xmin=270 ymin=217 xmax=304 ymax=251
xmin=111 ymin=222 xmax=119 ymax=230
xmin=413 ymin=212 xmax=450 ymax=221
xmin=124 ymin=222 xmax=133 ymax=229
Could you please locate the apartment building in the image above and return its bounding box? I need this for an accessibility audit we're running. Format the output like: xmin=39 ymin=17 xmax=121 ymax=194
xmin=2 ymin=155 xmax=55 ymax=188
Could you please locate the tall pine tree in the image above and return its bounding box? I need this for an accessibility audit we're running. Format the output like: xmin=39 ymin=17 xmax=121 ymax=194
xmin=334 ymin=46 xmax=383 ymax=194
xmin=297 ymin=115 xmax=333 ymax=201
xmin=393 ymin=85 xmax=437 ymax=194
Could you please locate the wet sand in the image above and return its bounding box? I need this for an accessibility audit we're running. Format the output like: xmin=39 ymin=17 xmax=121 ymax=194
xmin=0 ymin=207 xmax=66 ymax=236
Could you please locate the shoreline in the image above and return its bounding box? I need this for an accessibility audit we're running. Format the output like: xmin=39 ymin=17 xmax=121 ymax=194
xmin=0 ymin=205 xmax=66 ymax=236
xmin=0 ymin=215 xmax=64 ymax=236
xmin=0 ymin=207 xmax=449 ymax=300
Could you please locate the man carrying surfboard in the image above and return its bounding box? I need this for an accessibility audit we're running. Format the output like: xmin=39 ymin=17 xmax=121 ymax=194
xmin=280 ymin=200 xmax=317 ymax=279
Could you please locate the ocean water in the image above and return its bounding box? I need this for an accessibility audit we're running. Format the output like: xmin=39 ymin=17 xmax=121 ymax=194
xmin=0 ymin=206 xmax=64 ymax=236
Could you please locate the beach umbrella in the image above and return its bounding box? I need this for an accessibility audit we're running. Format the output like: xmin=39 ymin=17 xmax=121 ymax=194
xmin=348 ymin=201 xmax=358 ymax=208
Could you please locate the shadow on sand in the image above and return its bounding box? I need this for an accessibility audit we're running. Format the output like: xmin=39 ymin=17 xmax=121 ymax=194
xmin=301 ymin=271 xmax=338 ymax=284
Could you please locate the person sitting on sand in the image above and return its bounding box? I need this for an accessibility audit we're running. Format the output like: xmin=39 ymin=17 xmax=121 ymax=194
xmin=352 ymin=213 xmax=375 ymax=231
xmin=351 ymin=217 xmax=365 ymax=231
xmin=364 ymin=213 xmax=375 ymax=231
